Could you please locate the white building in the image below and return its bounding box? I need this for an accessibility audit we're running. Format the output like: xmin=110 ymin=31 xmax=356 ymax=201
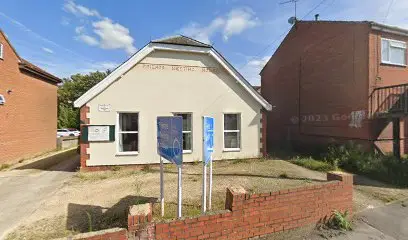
xmin=74 ymin=36 xmax=272 ymax=170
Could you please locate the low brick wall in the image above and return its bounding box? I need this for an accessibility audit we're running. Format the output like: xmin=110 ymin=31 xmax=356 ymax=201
xmin=59 ymin=172 xmax=353 ymax=240
xmin=135 ymin=171 xmax=353 ymax=240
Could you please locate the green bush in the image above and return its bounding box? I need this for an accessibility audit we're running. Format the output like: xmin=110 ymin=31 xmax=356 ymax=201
xmin=326 ymin=142 xmax=408 ymax=187
xmin=291 ymin=157 xmax=337 ymax=172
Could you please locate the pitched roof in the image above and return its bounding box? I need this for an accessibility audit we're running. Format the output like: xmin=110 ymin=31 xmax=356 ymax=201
xmin=151 ymin=35 xmax=211 ymax=48
xmin=0 ymin=29 xmax=61 ymax=84
xmin=74 ymin=36 xmax=272 ymax=111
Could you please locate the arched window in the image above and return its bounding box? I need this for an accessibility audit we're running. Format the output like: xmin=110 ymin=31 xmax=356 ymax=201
xmin=0 ymin=94 xmax=5 ymax=105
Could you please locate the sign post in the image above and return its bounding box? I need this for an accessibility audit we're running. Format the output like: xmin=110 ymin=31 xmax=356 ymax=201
xmin=157 ymin=116 xmax=183 ymax=218
xmin=202 ymin=116 xmax=214 ymax=213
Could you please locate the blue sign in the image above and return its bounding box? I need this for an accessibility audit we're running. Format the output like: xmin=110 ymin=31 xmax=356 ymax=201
xmin=203 ymin=116 xmax=214 ymax=165
xmin=157 ymin=116 xmax=183 ymax=166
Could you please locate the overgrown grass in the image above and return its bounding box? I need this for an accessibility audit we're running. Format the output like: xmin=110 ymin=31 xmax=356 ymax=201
xmin=290 ymin=157 xmax=337 ymax=172
xmin=0 ymin=164 xmax=11 ymax=171
xmin=327 ymin=142 xmax=408 ymax=187
xmin=288 ymin=141 xmax=408 ymax=187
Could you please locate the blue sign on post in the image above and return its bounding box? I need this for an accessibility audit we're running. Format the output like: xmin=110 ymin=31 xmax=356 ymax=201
xmin=157 ymin=116 xmax=183 ymax=166
xmin=203 ymin=116 xmax=214 ymax=165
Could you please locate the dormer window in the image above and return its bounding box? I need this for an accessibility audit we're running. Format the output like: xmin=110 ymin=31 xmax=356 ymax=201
xmin=0 ymin=94 xmax=5 ymax=105
xmin=0 ymin=43 xmax=3 ymax=59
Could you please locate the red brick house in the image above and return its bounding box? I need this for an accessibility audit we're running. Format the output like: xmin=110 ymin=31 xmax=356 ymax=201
xmin=0 ymin=29 xmax=61 ymax=164
xmin=261 ymin=20 xmax=408 ymax=156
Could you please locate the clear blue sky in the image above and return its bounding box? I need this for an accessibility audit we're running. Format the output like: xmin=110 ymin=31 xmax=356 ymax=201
xmin=0 ymin=0 xmax=406 ymax=85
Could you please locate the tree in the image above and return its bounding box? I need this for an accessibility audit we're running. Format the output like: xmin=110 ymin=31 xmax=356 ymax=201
xmin=58 ymin=70 xmax=111 ymax=129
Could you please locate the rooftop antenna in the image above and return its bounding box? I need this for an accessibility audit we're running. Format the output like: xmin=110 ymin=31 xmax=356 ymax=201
xmin=280 ymin=0 xmax=300 ymax=19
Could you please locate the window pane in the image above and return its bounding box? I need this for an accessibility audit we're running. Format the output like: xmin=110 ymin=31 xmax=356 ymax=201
xmin=182 ymin=132 xmax=192 ymax=150
xmin=224 ymin=132 xmax=239 ymax=149
xmin=390 ymin=41 xmax=406 ymax=48
xmin=120 ymin=113 xmax=138 ymax=131
xmin=119 ymin=133 xmax=138 ymax=152
xmin=382 ymin=39 xmax=389 ymax=62
xmin=390 ymin=47 xmax=406 ymax=65
xmin=224 ymin=114 xmax=239 ymax=130
xmin=175 ymin=114 xmax=191 ymax=131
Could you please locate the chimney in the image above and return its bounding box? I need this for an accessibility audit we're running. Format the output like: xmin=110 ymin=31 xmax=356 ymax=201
xmin=315 ymin=14 xmax=320 ymax=21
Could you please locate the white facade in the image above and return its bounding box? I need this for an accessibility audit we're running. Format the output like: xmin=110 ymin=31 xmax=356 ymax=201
xmin=75 ymin=37 xmax=271 ymax=166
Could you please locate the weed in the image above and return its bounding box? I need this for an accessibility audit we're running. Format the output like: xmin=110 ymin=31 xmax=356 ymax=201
xmin=85 ymin=211 xmax=93 ymax=232
xmin=279 ymin=173 xmax=289 ymax=179
xmin=111 ymin=166 xmax=121 ymax=171
xmin=327 ymin=210 xmax=352 ymax=231
xmin=0 ymin=164 xmax=10 ymax=171
xmin=402 ymin=201 xmax=407 ymax=207
xmin=192 ymin=159 xmax=201 ymax=165
xmin=232 ymin=158 xmax=248 ymax=164
xmin=141 ymin=165 xmax=154 ymax=173
xmin=133 ymin=182 xmax=141 ymax=194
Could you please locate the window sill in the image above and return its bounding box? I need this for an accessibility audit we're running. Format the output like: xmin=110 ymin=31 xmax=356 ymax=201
xmin=116 ymin=152 xmax=139 ymax=156
xmin=223 ymin=148 xmax=241 ymax=152
xmin=183 ymin=150 xmax=192 ymax=154
xmin=381 ymin=61 xmax=407 ymax=67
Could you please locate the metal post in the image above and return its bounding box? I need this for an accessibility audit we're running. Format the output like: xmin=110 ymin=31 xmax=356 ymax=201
xmin=177 ymin=166 xmax=182 ymax=218
xmin=208 ymin=157 xmax=213 ymax=211
xmin=160 ymin=157 xmax=164 ymax=217
xmin=202 ymin=162 xmax=207 ymax=213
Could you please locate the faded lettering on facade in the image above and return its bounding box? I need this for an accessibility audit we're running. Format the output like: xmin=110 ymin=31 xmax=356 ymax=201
xmin=140 ymin=63 xmax=219 ymax=74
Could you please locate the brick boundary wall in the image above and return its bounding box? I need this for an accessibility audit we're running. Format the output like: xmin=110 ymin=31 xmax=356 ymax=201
xmin=132 ymin=171 xmax=352 ymax=240
xmin=60 ymin=172 xmax=352 ymax=240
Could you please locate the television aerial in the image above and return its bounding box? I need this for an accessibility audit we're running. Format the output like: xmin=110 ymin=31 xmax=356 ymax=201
xmin=288 ymin=16 xmax=297 ymax=25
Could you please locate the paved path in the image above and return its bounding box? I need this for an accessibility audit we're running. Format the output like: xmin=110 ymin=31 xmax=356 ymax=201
xmin=312 ymin=200 xmax=408 ymax=240
xmin=0 ymin=154 xmax=79 ymax=239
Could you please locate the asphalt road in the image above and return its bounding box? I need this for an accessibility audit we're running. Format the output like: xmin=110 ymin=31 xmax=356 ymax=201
xmin=0 ymin=154 xmax=79 ymax=239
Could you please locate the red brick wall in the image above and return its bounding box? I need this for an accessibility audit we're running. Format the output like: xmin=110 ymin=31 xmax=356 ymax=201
xmin=261 ymin=21 xmax=371 ymax=152
xmin=368 ymin=30 xmax=408 ymax=154
xmin=80 ymin=105 xmax=90 ymax=170
xmin=153 ymin=172 xmax=353 ymax=240
xmin=0 ymin=32 xmax=58 ymax=164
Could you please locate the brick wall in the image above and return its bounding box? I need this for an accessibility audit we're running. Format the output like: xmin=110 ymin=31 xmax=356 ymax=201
xmin=0 ymin=31 xmax=58 ymax=164
xmin=80 ymin=105 xmax=90 ymax=170
xmin=127 ymin=171 xmax=352 ymax=240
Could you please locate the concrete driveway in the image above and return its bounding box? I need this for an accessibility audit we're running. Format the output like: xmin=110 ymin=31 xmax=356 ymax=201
xmin=0 ymin=153 xmax=79 ymax=239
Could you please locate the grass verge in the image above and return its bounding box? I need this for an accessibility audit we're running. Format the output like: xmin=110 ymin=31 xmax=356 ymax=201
xmin=290 ymin=157 xmax=336 ymax=172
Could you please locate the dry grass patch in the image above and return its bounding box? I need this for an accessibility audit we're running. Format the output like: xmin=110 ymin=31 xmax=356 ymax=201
xmin=6 ymin=159 xmax=327 ymax=240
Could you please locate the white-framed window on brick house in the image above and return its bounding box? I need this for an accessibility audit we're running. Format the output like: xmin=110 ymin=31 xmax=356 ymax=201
xmin=117 ymin=112 xmax=139 ymax=155
xmin=223 ymin=113 xmax=241 ymax=151
xmin=381 ymin=38 xmax=407 ymax=66
xmin=174 ymin=113 xmax=192 ymax=153
xmin=0 ymin=43 xmax=3 ymax=59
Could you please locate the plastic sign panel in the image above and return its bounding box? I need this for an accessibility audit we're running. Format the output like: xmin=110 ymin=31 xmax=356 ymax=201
xmin=203 ymin=116 xmax=214 ymax=165
xmin=157 ymin=116 xmax=183 ymax=166
xmin=88 ymin=126 xmax=110 ymax=141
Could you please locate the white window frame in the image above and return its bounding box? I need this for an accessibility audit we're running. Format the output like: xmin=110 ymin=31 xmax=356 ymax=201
xmin=0 ymin=43 xmax=3 ymax=59
xmin=223 ymin=113 xmax=241 ymax=152
xmin=381 ymin=38 xmax=407 ymax=67
xmin=116 ymin=111 xmax=139 ymax=156
xmin=174 ymin=112 xmax=193 ymax=154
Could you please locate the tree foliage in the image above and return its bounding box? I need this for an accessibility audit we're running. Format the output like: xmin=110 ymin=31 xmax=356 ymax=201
xmin=58 ymin=70 xmax=111 ymax=129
